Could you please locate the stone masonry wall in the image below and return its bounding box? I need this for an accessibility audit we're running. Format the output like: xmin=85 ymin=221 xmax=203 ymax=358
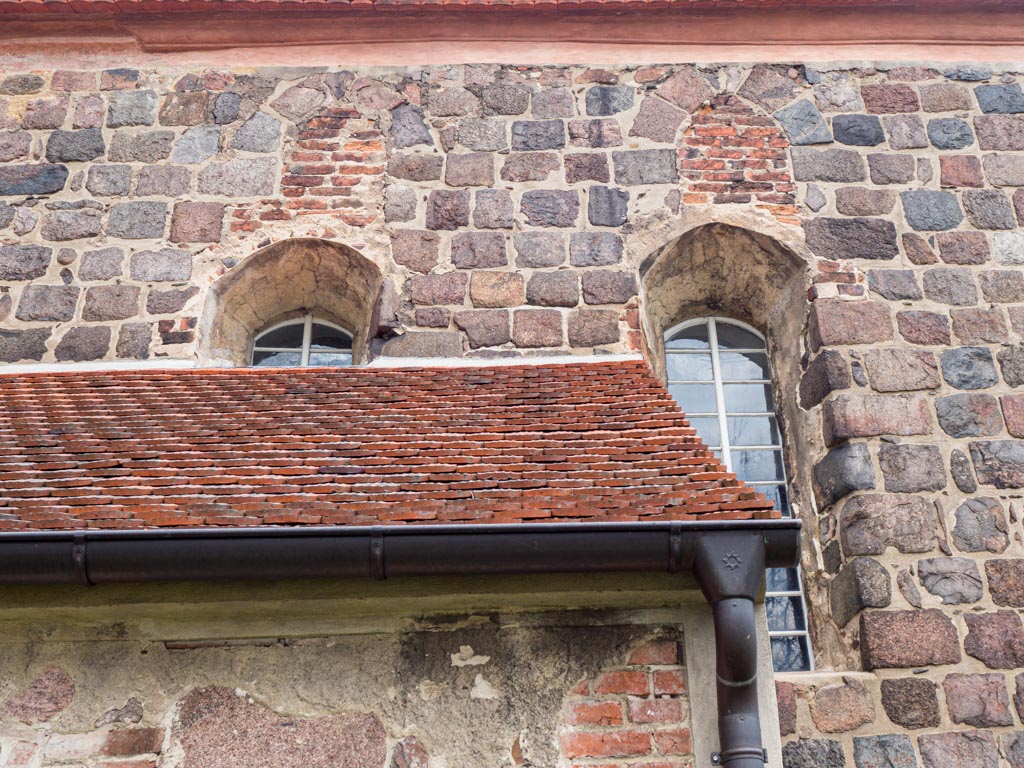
xmin=0 ymin=622 xmax=690 ymax=768
xmin=5 ymin=58 xmax=1024 ymax=768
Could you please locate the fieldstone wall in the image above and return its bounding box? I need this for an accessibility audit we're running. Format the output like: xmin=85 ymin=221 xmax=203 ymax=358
xmin=0 ymin=622 xmax=691 ymax=768
xmin=5 ymin=58 xmax=1024 ymax=767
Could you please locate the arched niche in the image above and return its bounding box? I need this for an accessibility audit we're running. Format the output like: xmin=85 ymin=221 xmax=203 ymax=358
xmin=640 ymin=222 xmax=810 ymax=384
xmin=198 ymin=237 xmax=384 ymax=366
xmin=640 ymin=222 xmax=846 ymax=667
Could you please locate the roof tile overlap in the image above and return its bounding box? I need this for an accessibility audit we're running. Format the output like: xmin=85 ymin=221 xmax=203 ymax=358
xmin=0 ymin=360 xmax=776 ymax=530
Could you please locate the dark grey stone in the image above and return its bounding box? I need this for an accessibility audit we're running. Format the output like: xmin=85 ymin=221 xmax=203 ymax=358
xmin=588 ymin=186 xmax=629 ymax=227
xmin=585 ymin=86 xmax=634 ymax=116
xmin=900 ymin=190 xmax=964 ymax=231
xmin=830 ymin=557 xmax=891 ymax=627
xmin=116 ymin=322 xmax=151 ymax=359
xmin=867 ymin=269 xmax=922 ymax=300
xmin=963 ymin=189 xmax=1016 ymax=230
xmin=953 ymin=497 xmax=1008 ymax=553
xmin=852 ymin=734 xmax=915 ymax=768
xmin=79 ymin=247 xmax=124 ymax=281
xmin=773 ymin=99 xmax=832 ymax=145
xmin=878 ymin=443 xmax=946 ymax=493
xmin=951 ymin=448 xmax=978 ymax=494
xmin=106 ymin=90 xmax=157 ymax=128
xmin=520 ymin=190 xmax=579 ymax=227
xmin=107 ymin=202 xmax=167 ymax=240
xmin=868 ymin=153 xmax=916 ymax=184
xmin=40 ymin=209 xmax=102 ymax=241
xmin=513 ymin=232 xmax=565 ymax=268
xmin=390 ymin=104 xmax=433 ymax=149
xmin=971 ymin=440 xmax=1024 ymax=488
xmin=944 ymin=66 xmax=992 ymax=81
xmin=0 ymin=74 xmax=45 ymax=95
xmin=213 ymin=92 xmax=240 ymax=125
xmin=976 ymin=83 xmax=1024 ymax=113
xmin=942 ymin=347 xmax=998 ymax=389
xmin=582 ymin=271 xmax=636 ymax=305
xmin=998 ymin=345 xmax=1024 ymax=386
xmin=0 ymin=245 xmax=51 ymax=280
xmin=129 ymin=249 xmax=192 ymax=282
xmin=782 ymin=739 xmax=845 ymax=768
xmin=570 ymin=232 xmax=623 ymax=267
xmin=814 ymin=443 xmax=875 ymax=508
xmin=231 ymin=113 xmax=280 ymax=153
xmin=45 ymin=129 xmax=105 ymax=162
xmin=511 ymin=120 xmax=565 ymax=151
xmin=792 ymin=147 xmax=866 ymax=182
xmin=918 ymin=557 xmax=984 ymax=604
xmin=804 ymin=217 xmax=899 ymax=260
xmin=0 ymin=164 xmax=68 ymax=196
xmin=86 ymin=165 xmax=131 ymax=197
xmin=173 ymin=126 xmax=221 ymax=164
xmin=0 ymin=204 xmax=13 ymax=229
xmin=198 ymin=157 xmax=275 ymax=196
xmin=108 ymin=131 xmax=174 ymax=163
xmin=55 ymin=326 xmax=110 ymax=362
xmin=15 ymin=285 xmax=79 ymax=322
xmin=0 ymin=328 xmax=50 ymax=363
xmin=833 ymin=114 xmax=884 ymax=146
xmin=612 ymin=149 xmax=677 ymax=186
xmin=927 ymin=118 xmax=974 ymax=149
xmin=936 ymin=393 xmax=1003 ymax=437
xmin=922 ymin=268 xmax=977 ymax=306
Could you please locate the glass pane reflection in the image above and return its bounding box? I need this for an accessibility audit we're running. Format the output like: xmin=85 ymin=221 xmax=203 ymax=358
xmin=727 ymin=416 xmax=780 ymax=447
xmin=767 ymin=567 xmax=801 ymax=593
xmin=666 ymin=353 xmax=713 ymax=382
xmin=715 ymin=323 xmax=763 ymax=350
xmin=771 ymin=636 xmax=811 ymax=672
xmin=255 ymin=323 xmax=304 ymax=348
xmin=668 ymin=384 xmax=717 ymax=413
xmin=767 ymin=595 xmax=807 ymax=632
xmin=666 ymin=324 xmax=710 ymax=350
xmin=731 ymin=449 xmax=785 ymax=482
xmin=687 ymin=417 xmax=721 ymax=448
xmin=252 ymin=350 xmax=302 ymax=367
xmin=719 ymin=351 xmax=770 ymax=380
xmin=724 ymin=383 xmax=774 ymax=413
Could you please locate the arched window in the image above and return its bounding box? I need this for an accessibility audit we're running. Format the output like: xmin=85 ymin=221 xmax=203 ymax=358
xmin=665 ymin=317 xmax=812 ymax=672
xmin=251 ymin=314 xmax=353 ymax=368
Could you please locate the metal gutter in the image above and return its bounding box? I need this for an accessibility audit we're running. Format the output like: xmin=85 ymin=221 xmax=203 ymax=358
xmin=0 ymin=518 xmax=800 ymax=768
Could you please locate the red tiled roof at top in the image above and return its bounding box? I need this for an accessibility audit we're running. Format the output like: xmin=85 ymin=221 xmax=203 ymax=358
xmin=0 ymin=0 xmax=1002 ymax=13
xmin=0 ymin=359 xmax=776 ymax=531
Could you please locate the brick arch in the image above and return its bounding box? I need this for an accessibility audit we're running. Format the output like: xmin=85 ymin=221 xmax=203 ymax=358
xmin=197 ymin=237 xmax=383 ymax=366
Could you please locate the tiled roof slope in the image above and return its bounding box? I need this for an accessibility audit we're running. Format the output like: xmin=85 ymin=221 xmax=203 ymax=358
xmin=0 ymin=0 xmax=994 ymax=13
xmin=0 ymin=360 xmax=776 ymax=530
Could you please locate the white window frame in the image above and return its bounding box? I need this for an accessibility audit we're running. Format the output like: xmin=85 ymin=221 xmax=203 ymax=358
xmin=664 ymin=316 xmax=814 ymax=672
xmin=251 ymin=314 xmax=353 ymax=367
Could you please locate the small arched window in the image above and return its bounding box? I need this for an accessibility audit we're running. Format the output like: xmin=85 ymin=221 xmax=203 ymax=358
xmin=251 ymin=314 xmax=353 ymax=368
xmin=665 ymin=317 xmax=812 ymax=672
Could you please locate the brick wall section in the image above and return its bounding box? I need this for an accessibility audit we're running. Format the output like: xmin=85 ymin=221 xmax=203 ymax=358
xmin=559 ymin=637 xmax=693 ymax=768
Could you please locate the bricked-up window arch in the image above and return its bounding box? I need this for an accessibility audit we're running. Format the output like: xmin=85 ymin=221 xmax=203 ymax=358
xmin=198 ymin=238 xmax=383 ymax=367
xmin=665 ymin=317 xmax=812 ymax=672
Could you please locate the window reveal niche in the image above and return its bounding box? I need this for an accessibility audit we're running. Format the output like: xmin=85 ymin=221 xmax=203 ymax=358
xmin=665 ymin=317 xmax=813 ymax=673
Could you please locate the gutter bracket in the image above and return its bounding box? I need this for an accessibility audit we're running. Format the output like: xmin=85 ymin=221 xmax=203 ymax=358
xmin=72 ymin=533 xmax=93 ymax=587
xmin=692 ymin=531 xmax=769 ymax=768
xmin=369 ymin=528 xmax=386 ymax=581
